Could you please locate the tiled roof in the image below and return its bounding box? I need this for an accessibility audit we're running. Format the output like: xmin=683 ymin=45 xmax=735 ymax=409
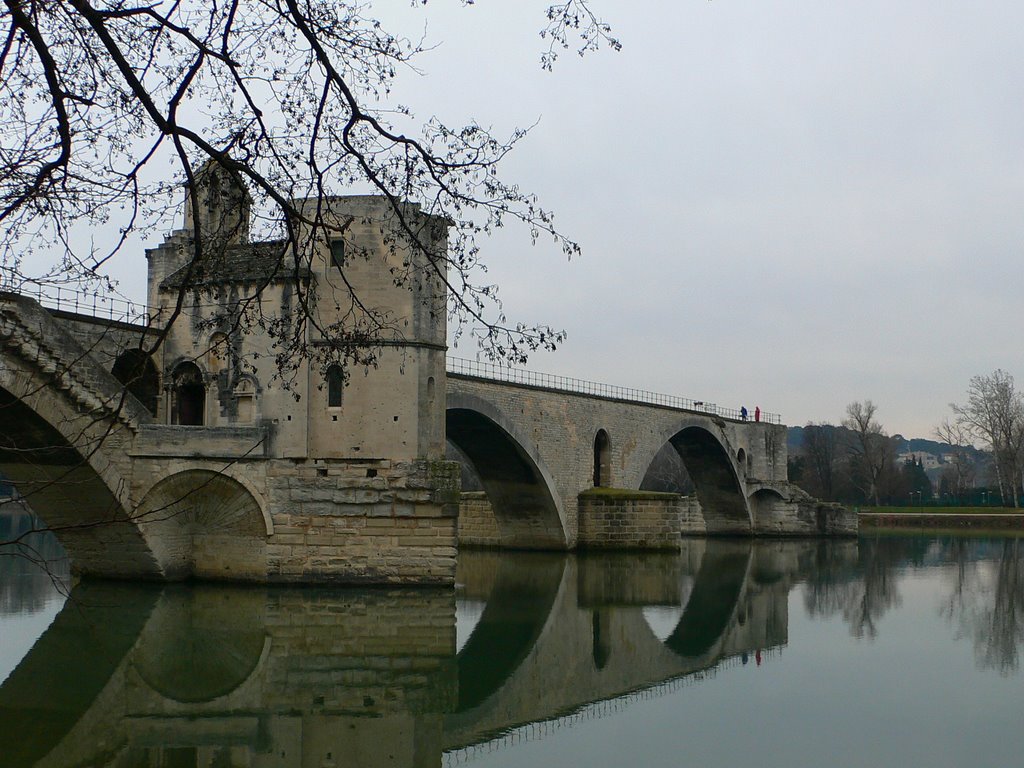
xmin=160 ymin=240 xmax=309 ymax=289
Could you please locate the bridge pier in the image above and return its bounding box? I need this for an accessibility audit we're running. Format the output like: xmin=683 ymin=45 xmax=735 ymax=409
xmin=577 ymin=488 xmax=683 ymax=549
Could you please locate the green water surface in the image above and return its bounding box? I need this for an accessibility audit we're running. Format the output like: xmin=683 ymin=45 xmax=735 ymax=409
xmin=1 ymin=534 xmax=1022 ymax=767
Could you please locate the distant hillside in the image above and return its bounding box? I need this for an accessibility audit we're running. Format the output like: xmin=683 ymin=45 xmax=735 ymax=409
xmin=787 ymin=425 xmax=985 ymax=464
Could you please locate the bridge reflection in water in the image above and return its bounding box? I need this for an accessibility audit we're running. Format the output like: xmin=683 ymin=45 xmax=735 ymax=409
xmin=0 ymin=540 xmax=851 ymax=768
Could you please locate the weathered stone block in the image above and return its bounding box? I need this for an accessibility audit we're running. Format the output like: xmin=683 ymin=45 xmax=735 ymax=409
xmin=577 ymin=488 xmax=682 ymax=551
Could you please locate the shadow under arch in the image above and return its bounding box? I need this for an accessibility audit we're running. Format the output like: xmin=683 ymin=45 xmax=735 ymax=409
xmin=111 ymin=348 xmax=160 ymax=416
xmin=447 ymin=395 xmax=567 ymax=549
xmin=454 ymin=551 xmax=567 ymax=713
xmin=0 ymin=385 xmax=161 ymax=578
xmin=664 ymin=540 xmax=753 ymax=659
xmin=0 ymin=582 xmax=161 ymax=768
xmin=132 ymin=584 xmax=269 ymax=703
xmin=668 ymin=425 xmax=752 ymax=533
xmin=135 ymin=469 xmax=268 ymax=581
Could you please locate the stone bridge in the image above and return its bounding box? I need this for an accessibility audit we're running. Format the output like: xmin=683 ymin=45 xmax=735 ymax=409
xmin=0 ymin=540 xmax=833 ymax=768
xmin=0 ymin=282 xmax=852 ymax=584
xmin=447 ymin=367 xmax=852 ymax=549
xmin=0 ymin=179 xmax=854 ymax=584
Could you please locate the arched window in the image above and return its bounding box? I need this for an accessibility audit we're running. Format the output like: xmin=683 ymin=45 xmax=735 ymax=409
xmin=737 ymin=448 xmax=747 ymax=476
xmin=593 ymin=429 xmax=611 ymax=487
xmin=171 ymin=362 xmax=205 ymax=426
xmin=326 ymin=364 xmax=344 ymax=408
xmin=233 ymin=377 xmax=257 ymax=424
xmin=111 ymin=349 xmax=160 ymax=416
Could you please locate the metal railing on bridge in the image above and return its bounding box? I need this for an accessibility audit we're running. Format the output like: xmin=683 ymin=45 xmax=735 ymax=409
xmin=0 ymin=282 xmax=781 ymax=424
xmin=446 ymin=356 xmax=781 ymax=424
xmin=1 ymin=278 xmax=149 ymax=325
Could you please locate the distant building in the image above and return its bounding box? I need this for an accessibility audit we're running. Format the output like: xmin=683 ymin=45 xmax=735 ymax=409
xmin=897 ymin=451 xmax=942 ymax=472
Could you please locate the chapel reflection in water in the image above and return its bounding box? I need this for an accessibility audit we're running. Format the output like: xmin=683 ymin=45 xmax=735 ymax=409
xmin=4 ymin=536 xmax=1023 ymax=767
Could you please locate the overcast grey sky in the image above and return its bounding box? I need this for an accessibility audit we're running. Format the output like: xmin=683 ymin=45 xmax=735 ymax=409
xmin=105 ymin=1 xmax=1023 ymax=439
xmin=386 ymin=0 xmax=1024 ymax=439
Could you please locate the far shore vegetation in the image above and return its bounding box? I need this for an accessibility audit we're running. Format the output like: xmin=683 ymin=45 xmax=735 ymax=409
xmin=790 ymin=372 xmax=1024 ymax=511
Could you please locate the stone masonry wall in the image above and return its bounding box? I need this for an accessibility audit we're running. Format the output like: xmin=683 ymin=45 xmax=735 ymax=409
xmin=577 ymin=489 xmax=682 ymax=551
xmin=457 ymin=491 xmax=502 ymax=547
xmin=680 ymin=495 xmax=708 ymax=535
xmin=48 ymin=310 xmax=158 ymax=373
xmin=264 ymin=458 xmax=461 ymax=584
xmin=752 ymin=492 xmax=858 ymax=537
xmin=126 ymin=448 xmax=461 ymax=584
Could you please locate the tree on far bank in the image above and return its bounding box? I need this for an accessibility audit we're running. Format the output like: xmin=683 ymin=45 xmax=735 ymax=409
xmin=843 ymin=400 xmax=890 ymax=507
xmin=934 ymin=419 xmax=977 ymax=504
xmin=801 ymin=422 xmax=843 ymax=501
xmin=898 ymin=456 xmax=933 ymax=505
xmin=951 ymin=370 xmax=1024 ymax=508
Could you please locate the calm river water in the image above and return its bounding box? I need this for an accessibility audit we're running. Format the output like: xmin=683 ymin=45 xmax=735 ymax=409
xmin=2 ymin=520 xmax=1024 ymax=767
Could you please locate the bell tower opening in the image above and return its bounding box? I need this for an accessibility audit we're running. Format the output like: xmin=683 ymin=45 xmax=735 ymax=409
xmin=172 ymin=362 xmax=206 ymax=426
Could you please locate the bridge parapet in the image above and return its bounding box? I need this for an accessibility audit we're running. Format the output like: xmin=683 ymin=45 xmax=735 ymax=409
xmin=0 ymin=292 xmax=154 ymax=430
xmin=448 ymin=356 xmax=781 ymax=424
xmin=1 ymin=278 xmax=149 ymax=325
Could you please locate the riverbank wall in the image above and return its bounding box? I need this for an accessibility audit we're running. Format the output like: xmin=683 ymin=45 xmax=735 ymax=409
xmin=860 ymin=512 xmax=1024 ymax=531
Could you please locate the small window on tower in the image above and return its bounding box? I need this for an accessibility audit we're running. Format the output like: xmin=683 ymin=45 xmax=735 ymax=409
xmin=330 ymin=239 xmax=345 ymax=269
xmin=327 ymin=364 xmax=344 ymax=408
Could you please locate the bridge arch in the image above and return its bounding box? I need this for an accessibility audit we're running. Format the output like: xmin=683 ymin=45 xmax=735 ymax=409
xmin=0 ymin=373 xmax=160 ymax=578
xmin=447 ymin=393 xmax=567 ymax=549
xmin=135 ymin=469 xmax=269 ymax=581
xmin=454 ymin=552 xmax=566 ymax=713
xmin=635 ymin=418 xmax=752 ymax=534
xmin=661 ymin=541 xmax=753 ymax=659
xmin=132 ymin=585 xmax=271 ymax=703
xmin=748 ymin=487 xmax=785 ymax=529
